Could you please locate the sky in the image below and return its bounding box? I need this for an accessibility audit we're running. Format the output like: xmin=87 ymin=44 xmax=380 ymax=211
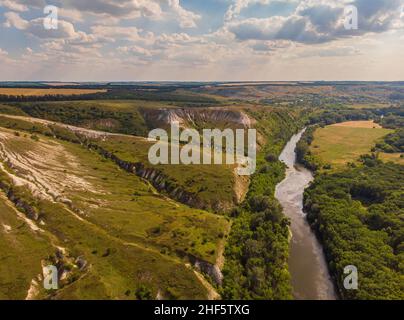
xmin=0 ymin=0 xmax=403 ymax=81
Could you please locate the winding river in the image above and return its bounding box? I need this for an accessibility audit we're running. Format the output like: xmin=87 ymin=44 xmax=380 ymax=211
xmin=275 ymin=129 xmax=336 ymax=300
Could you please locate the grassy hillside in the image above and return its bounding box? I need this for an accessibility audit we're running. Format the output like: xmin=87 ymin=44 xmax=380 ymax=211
xmin=0 ymin=126 xmax=229 ymax=299
xmin=0 ymin=194 xmax=54 ymax=299
xmin=0 ymin=113 xmax=240 ymax=212
xmin=0 ymin=104 xmax=306 ymax=300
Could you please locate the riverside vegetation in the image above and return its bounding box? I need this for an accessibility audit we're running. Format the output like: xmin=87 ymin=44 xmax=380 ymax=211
xmin=297 ymin=117 xmax=404 ymax=299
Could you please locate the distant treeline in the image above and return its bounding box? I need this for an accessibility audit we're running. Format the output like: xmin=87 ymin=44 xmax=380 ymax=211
xmin=0 ymin=88 xmax=219 ymax=105
xmin=0 ymin=102 xmax=150 ymax=137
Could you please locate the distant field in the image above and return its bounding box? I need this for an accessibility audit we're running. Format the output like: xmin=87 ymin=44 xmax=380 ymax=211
xmin=347 ymin=103 xmax=390 ymax=109
xmin=310 ymin=121 xmax=393 ymax=170
xmin=0 ymin=88 xmax=106 ymax=96
xmin=331 ymin=121 xmax=382 ymax=128
xmin=379 ymin=152 xmax=404 ymax=165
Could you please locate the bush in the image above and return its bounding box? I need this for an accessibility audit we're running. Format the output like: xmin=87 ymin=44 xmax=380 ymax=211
xmin=135 ymin=285 xmax=153 ymax=300
xmin=265 ymin=153 xmax=278 ymax=162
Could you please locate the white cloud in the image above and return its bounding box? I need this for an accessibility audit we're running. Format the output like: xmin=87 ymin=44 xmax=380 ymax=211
xmin=0 ymin=48 xmax=8 ymax=56
xmin=166 ymin=0 xmax=201 ymax=28
xmin=3 ymin=11 xmax=28 ymax=29
xmin=90 ymin=25 xmax=146 ymax=42
xmin=58 ymin=8 xmax=84 ymax=22
xmin=1 ymin=0 xmax=200 ymax=28
xmin=0 ymin=0 xmax=28 ymax=12
xmin=57 ymin=0 xmax=163 ymax=19
xmin=3 ymin=12 xmax=78 ymax=39
xmin=225 ymin=0 xmax=298 ymax=21
xmin=118 ymin=45 xmax=153 ymax=58
xmin=226 ymin=0 xmax=404 ymax=44
xmin=0 ymin=0 xmax=402 ymax=81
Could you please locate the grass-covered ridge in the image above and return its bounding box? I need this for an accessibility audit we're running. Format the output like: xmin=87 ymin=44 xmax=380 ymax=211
xmin=0 ymin=113 xmax=241 ymax=212
xmin=0 ymin=125 xmax=229 ymax=299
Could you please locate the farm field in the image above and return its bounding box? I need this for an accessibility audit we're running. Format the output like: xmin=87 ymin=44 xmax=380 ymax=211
xmin=0 ymin=88 xmax=106 ymax=96
xmin=310 ymin=121 xmax=393 ymax=170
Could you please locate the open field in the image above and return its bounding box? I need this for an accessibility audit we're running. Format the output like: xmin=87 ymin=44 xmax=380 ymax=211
xmin=0 ymin=88 xmax=106 ymax=96
xmin=331 ymin=121 xmax=382 ymax=128
xmin=379 ymin=152 xmax=404 ymax=165
xmin=347 ymin=103 xmax=391 ymax=109
xmin=0 ymin=124 xmax=230 ymax=299
xmin=310 ymin=121 xmax=393 ymax=170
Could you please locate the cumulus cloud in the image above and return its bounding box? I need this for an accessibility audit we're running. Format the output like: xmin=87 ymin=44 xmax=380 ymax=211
xmin=225 ymin=0 xmax=298 ymax=21
xmin=0 ymin=48 xmax=8 ymax=56
xmin=226 ymin=0 xmax=404 ymax=44
xmin=90 ymin=25 xmax=146 ymax=42
xmin=0 ymin=0 xmax=28 ymax=12
xmin=118 ymin=45 xmax=153 ymax=58
xmin=3 ymin=12 xmax=79 ymax=39
xmin=0 ymin=0 xmax=201 ymax=28
xmin=0 ymin=0 xmax=402 ymax=80
xmin=227 ymin=15 xmax=332 ymax=43
xmin=63 ymin=0 xmax=163 ymax=19
xmin=166 ymin=0 xmax=201 ymax=28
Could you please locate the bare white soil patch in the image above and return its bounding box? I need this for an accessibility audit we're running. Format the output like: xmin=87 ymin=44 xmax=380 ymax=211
xmin=0 ymin=129 xmax=98 ymax=203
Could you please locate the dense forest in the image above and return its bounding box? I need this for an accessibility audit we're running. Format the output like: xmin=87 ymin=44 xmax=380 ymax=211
xmin=304 ymin=161 xmax=404 ymax=299
xmin=0 ymin=87 xmax=220 ymax=105
xmin=375 ymin=129 xmax=404 ymax=153
xmin=307 ymin=109 xmax=374 ymax=126
xmin=296 ymin=126 xmax=319 ymax=171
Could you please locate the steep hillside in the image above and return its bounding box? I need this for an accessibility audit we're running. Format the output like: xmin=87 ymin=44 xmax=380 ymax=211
xmin=0 ymin=113 xmax=241 ymax=212
xmin=0 ymin=125 xmax=229 ymax=299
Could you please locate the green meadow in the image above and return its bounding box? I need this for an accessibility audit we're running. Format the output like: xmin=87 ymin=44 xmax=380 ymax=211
xmin=310 ymin=121 xmax=393 ymax=171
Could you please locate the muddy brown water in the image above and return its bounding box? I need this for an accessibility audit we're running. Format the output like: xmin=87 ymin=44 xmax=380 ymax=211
xmin=275 ymin=129 xmax=337 ymax=300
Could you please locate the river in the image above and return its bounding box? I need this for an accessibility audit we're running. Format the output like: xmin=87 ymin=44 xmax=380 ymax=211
xmin=275 ymin=129 xmax=336 ymax=300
